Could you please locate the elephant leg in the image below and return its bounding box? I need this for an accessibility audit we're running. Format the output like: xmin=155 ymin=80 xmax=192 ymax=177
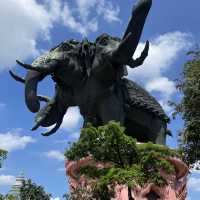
xmin=97 ymin=93 xmax=125 ymax=125
xmin=154 ymin=126 xmax=166 ymax=145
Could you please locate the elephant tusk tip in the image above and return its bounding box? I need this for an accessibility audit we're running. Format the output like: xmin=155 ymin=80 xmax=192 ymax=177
xmin=31 ymin=124 xmax=40 ymax=131
xmin=16 ymin=60 xmax=25 ymax=67
xmin=9 ymin=70 xmax=25 ymax=83
xmin=41 ymin=132 xmax=50 ymax=137
xmin=16 ymin=60 xmax=20 ymax=64
xmin=8 ymin=70 xmax=13 ymax=76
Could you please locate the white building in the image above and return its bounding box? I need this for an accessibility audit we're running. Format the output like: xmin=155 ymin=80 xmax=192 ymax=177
xmin=8 ymin=172 xmax=25 ymax=200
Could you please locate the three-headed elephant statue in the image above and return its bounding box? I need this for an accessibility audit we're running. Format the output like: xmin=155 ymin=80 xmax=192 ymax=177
xmin=9 ymin=0 xmax=170 ymax=144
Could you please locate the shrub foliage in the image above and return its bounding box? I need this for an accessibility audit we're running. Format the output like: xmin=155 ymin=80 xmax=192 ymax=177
xmin=65 ymin=121 xmax=180 ymax=199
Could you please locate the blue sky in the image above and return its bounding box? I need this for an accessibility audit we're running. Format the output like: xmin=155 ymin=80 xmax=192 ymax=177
xmin=0 ymin=0 xmax=200 ymax=199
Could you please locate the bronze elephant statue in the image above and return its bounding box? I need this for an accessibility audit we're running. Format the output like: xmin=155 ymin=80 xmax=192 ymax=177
xmin=10 ymin=0 xmax=170 ymax=144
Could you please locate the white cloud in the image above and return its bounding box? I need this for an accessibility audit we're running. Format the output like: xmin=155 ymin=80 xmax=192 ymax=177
xmin=0 ymin=131 xmax=35 ymax=152
xmin=0 ymin=0 xmax=120 ymax=71
xmin=68 ymin=132 xmax=80 ymax=141
xmin=44 ymin=150 xmax=65 ymax=161
xmin=75 ymin=0 xmax=121 ymax=24
xmin=61 ymin=3 xmax=98 ymax=36
xmin=76 ymin=0 xmax=97 ymax=21
xmin=96 ymin=0 xmax=121 ymax=23
xmin=188 ymin=177 xmax=200 ymax=192
xmin=129 ymin=32 xmax=192 ymax=81
xmin=159 ymin=100 xmax=173 ymax=114
xmin=55 ymin=131 xmax=80 ymax=144
xmin=0 ymin=175 xmax=16 ymax=186
xmin=0 ymin=0 xmax=61 ymax=71
xmin=61 ymin=107 xmax=82 ymax=132
xmin=61 ymin=0 xmax=120 ymax=36
xmin=50 ymin=198 xmax=60 ymax=200
xmin=146 ymin=77 xmax=176 ymax=99
xmin=128 ymin=31 xmax=192 ymax=113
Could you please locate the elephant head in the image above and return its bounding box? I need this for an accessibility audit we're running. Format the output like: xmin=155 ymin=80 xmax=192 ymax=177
xmin=9 ymin=0 xmax=152 ymax=136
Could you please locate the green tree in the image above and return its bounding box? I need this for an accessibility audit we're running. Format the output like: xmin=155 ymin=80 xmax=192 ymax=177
xmin=0 ymin=194 xmax=4 ymax=200
xmin=66 ymin=121 xmax=179 ymax=200
xmin=0 ymin=149 xmax=7 ymax=168
xmin=63 ymin=193 xmax=71 ymax=200
xmin=0 ymin=194 xmax=15 ymax=200
xmin=172 ymin=49 xmax=200 ymax=165
xmin=20 ymin=179 xmax=51 ymax=200
xmin=4 ymin=194 xmax=16 ymax=200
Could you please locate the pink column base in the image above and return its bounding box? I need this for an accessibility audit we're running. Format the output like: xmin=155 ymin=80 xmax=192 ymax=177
xmin=66 ymin=156 xmax=188 ymax=200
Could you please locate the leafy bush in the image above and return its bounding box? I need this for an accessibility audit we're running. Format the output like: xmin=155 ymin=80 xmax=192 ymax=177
xmin=65 ymin=121 xmax=180 ymax=199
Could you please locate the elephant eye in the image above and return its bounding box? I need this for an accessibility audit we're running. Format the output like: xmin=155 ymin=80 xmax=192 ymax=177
xmin=99 ymin=38 xmax=108 ymax=46
xmin=63 ymin=43 xmax=73 ymax=51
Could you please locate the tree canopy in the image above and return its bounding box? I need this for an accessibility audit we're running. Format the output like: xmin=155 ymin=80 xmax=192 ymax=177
xmin=0 ymin=178 xmax=51 ymax=200
xmin=20 ymin=179 xmax=51 ymax=200
xmin=0 ymin=149 xmax=7 ymax=168
xmin=172 ymin=49 xmax=200 ymax=166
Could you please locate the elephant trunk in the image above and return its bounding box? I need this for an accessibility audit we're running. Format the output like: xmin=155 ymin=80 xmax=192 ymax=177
xmin=25 ymin=71 xmax=46 ymax=113
xmin=112 ymin=0 xmax=152 ymax=65
xmin=23 ymin=60 xmax=59 ymax=113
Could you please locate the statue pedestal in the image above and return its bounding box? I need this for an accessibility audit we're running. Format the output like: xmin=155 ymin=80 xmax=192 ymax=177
xmin=66 ymin=156 xmax=188 ymax=200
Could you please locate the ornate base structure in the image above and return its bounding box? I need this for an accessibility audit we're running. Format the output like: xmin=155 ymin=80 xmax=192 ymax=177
xmin=66 ymin=156 xmax=188 ymax=200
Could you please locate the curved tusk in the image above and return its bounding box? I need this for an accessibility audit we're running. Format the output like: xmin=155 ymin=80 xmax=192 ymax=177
xmin=16 ymin=60 xmax=57 ymax=74
xmin=140 ymin=40 xmax=149 ymax=58
xmin=9 ymin=70 xmax=25 ymax=83
xmin=112 ymin=33 xmax=148 ymax=65
xmin=31 ymin=103 xmax=53 ymax=131
xmin=41 ymin=119 xmax=63 ymax=137
xmin=31 ymin=118 xmax=43 ymax=131
xmin=16 ymin=60 xmax=44 ymax=72
xmin=127 ymin=40 xmax=149 ymax=68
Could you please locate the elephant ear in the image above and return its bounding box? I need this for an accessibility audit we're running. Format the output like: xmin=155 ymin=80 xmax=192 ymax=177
xmin=32 ymin=40 xmax=74 ymax=65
